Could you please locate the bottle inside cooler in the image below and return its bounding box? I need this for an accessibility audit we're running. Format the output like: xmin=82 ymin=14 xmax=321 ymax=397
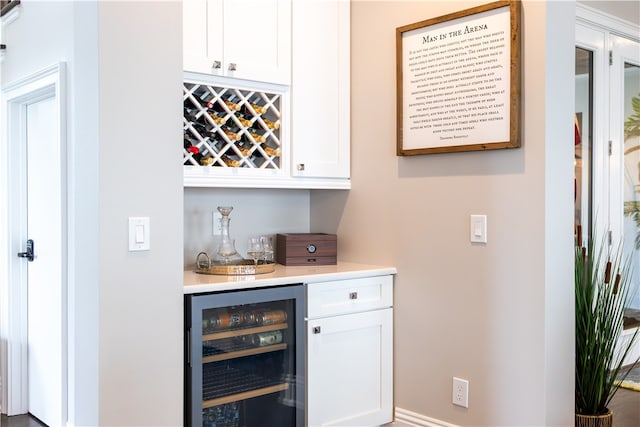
xmin=196 ymin=298 xmax=298 ymax=427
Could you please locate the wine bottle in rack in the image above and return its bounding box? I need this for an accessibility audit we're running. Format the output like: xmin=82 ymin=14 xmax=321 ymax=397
xmin=222 ymin=93 xmax=242 ymax=112
xmin=183 ymin=106 xmax=200 ymax=123
xmin=261 ymin=118 xmax=280 ymax=130
xmin=221 ymin=125 xmax=243 ymax=142
xmin=261 ymin=144 xmax=281 ymax=157
xmin=233 ymin=111 xmax=254 ymax=128
xmin=221 ymin=154 xmax=242 ymax=168
xmin=247 ymin=129 xmax=267 ymax=143
xmin=194 ymin=91 xmax=217 ymax=109
xmin=207 ymin=110 xmax=229 ymax=126
xmin=187 ymin=120 xmax=211 ymax=138
xmin=235 ymin=143 xmax=252 ymax=158
xmin=245 ymin=99 xmax=269 ymax=115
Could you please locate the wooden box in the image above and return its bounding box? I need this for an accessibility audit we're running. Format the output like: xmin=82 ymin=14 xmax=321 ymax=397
xmin=276 ymin=233 xmax=337 ymax=266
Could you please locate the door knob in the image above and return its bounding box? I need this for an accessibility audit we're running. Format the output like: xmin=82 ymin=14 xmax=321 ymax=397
xmin=17 ymin=239 xmax=34 ymax=262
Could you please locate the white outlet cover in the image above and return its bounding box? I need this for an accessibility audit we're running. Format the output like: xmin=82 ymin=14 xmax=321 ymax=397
xmin=452 ymin=377 xmax=469 ymax=408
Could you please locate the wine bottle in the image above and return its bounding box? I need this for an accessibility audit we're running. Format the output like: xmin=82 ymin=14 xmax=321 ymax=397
xmin=221 ymin=154 xmax=242 ymax=167
xmin=187 ymin=118 xmax=210 ymax=137
xmin=235 ymin=143 xmax=252 ymax=157
xmin=233 ymin=111 xmax=254 ymax=128
xmin=261 ymin=144 xmax=281 ymax=157
xmin=221 ymin=126 xmax=242 ymax=142
xmin=247 ymin=129 xmax=267 ymax=143
xmin=207 ymin=110 xmax=229 ymax=126
xmin=244 ymin=99 xmax=268 ymax=115
xmin=261 ymin=117 xmax=280 ymax=130
xmin=183 ymin=105 xmax=201 ymax=123
xmin=199 ymin=156 xmax=215 ymax=166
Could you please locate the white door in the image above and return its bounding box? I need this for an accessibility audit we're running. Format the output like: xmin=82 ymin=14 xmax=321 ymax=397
xmin=1 ymin=64 xmax=66 ymax=426
xmin=25 ymin=95 xmax=64 ymax=426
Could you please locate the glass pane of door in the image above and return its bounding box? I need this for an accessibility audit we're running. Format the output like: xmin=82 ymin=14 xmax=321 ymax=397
xmin=575 ymin=47 xmax=593 ymax=244
xmin=622 ymin=61 xmax=640 ymax=311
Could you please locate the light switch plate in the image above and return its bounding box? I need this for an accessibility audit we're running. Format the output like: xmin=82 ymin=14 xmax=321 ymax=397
xmin=470 ymin=214 xmax=487 ymax=243
xmin=129 ymin=217 xmax=150 ymax=251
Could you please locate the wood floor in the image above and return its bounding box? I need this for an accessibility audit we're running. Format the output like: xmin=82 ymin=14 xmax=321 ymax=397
xmin=2 ymin=390 xmax=638 ymax=426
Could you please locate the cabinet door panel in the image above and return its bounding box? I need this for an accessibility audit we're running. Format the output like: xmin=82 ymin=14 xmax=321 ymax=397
xmin=184 ymin=0 xmax=223 ymax=74
xmin=224 ymin=0 xmax=291 ymax=84
xmin=307 ymin=309 xmax=393 ymax=426
xmin=292 ymin=0 xmax=350 ymax=179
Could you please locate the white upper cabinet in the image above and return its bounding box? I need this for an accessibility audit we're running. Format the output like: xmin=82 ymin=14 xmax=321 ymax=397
xmin=291 ymin=0 xmax=350 ymax=180
xmin=183 ymin=0 xmax=291 ymax=85
xmin=182 ymin=0 xmax=351 ymax=189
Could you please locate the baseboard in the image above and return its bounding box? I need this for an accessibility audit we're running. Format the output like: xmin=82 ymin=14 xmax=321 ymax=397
xmin=395 ymin=408 xmax=460 ymax=427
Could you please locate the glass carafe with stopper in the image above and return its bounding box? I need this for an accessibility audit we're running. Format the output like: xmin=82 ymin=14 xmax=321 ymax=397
xmin=211 ymin=206 xmax=244 ymax=265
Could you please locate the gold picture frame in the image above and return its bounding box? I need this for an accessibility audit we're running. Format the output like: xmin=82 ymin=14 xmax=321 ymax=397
xmin=0 ymin=0 xmax=19 ymax=16
xmin=396 ymin=0 xmax=521 ymax=155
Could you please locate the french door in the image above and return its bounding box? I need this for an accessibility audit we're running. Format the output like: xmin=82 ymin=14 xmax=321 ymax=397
xmin=575 ymin=10 xmax=640 ymax=310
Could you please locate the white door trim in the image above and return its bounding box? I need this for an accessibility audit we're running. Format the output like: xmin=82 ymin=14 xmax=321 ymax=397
xmin=0 ymin=62 xmax=67 ymax=421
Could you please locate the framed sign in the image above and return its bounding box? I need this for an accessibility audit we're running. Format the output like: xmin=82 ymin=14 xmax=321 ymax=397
xmin=396 ymin=0 xmax=521 ymax=155
xmin=0 ymin=0 xmax=20 ymax=17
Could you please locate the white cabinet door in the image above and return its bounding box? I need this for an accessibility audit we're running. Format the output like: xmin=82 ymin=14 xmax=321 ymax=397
xmin=183 ymin=0 xmax=291 ymax=85
xmin=224 ymin=0 xmax=291 ymax=84
xmin=307 ymin=308 xmax=393 ymax=427
xmin=183 ymin=0 xmax=223 ymax=75
xmin=291 ymin=0 xmax=350 ymax=179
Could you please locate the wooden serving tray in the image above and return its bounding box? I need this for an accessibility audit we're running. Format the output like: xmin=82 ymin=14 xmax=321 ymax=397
xmin=195 ymin=253 xmax=275 ymax=275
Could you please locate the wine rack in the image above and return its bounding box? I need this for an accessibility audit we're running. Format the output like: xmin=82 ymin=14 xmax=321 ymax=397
xmin=183 ymin=81 xmax=283 ymax=169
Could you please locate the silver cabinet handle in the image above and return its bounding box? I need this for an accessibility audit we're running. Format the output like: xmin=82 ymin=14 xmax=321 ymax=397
xmin=228 ymin=63 xmax=237 ymax=71
xmin=349 ymin=292 xmax=358 ymax=300
xmin=212 ymin=60 xmax=221 ymax=69
xmin=297 ymin=163 xmax=305 ymax=171
xmin=313 ymin=326 xmax=321 ymax=334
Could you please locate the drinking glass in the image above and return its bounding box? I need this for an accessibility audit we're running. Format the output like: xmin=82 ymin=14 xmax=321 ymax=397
xmin=247 ymin=237 xmax=264 ymax=265
xmin=260 ymin=236 xmax=274 ymax=263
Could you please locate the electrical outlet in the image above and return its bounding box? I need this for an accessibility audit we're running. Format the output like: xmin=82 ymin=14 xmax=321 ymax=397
xmin=452 ymin=377 xmax=469 ymax=408
xmin=212 ymin=211 xmax=222 ymax=236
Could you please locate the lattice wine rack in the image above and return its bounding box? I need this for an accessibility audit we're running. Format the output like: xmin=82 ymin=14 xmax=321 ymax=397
xmin=183 ymin=82 xmax=283 ymax=169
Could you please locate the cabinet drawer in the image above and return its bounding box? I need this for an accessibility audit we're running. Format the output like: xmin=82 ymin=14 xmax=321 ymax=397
xmin=307 ymin=275 xmax=393 ymax=318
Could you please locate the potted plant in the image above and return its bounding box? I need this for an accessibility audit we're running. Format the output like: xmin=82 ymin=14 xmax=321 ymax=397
xmin=575 ymin=233 xmax=640 ymax=426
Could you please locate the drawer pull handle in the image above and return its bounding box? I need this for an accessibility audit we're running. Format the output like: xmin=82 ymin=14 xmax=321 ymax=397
xmin=313 ymin=326 xmax=321 ymax=334
xmin=349 ymin=292 xmax=358 ymax=300
xmin=212 ymin=60 xmax=221 ymax=69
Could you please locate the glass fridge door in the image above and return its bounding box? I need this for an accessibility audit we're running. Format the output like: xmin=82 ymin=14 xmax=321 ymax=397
xmin=186 ymin=285 xmax=304 ymax=427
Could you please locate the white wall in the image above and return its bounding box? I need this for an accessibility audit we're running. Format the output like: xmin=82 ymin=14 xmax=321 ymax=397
xmin=311 ymin=1 xmax=575 ymax=425
xmin=0 ymin=2 xmax=100 ymax=424
xmin=1 ymin=1 xmax=183 ymax=425
xmin=97 ymin=2 xmax=183 ymax=426
xmin=184 ymin=188 xmax=310 ymax=268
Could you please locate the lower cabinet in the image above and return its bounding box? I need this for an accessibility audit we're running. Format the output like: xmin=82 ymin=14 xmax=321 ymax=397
xmin=184 ymin=274 xmax=394 ymax=427
xmin=306 ymin=275 xmax=394 ymax=426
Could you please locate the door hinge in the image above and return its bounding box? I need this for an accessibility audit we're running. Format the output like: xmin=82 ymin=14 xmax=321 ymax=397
xmin=609 ymin=50 xmax=613 ymax=66
xmin=608 ymin=140 xmax=612 ymax=156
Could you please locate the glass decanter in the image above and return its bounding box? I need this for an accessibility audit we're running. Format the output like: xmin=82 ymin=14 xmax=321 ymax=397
xmin=211 ymin=206 xmax=244 ymax=265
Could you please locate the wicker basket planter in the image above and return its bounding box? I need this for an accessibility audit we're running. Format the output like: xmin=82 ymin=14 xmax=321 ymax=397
xmin=575 ymin=411 xmax=612 ymax=427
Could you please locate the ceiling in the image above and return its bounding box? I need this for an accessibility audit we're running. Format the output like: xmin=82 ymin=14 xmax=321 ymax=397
xmin=578 ymin=0 xmax=640 ymax=26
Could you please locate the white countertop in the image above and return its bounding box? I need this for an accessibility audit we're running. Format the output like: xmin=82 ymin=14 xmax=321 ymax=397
xmin=184 ymin=261 xmax=397 ymax=294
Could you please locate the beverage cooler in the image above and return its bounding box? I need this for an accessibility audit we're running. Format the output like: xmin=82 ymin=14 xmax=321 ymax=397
xmin=185 ymin=285 xmax=305 ymax=427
